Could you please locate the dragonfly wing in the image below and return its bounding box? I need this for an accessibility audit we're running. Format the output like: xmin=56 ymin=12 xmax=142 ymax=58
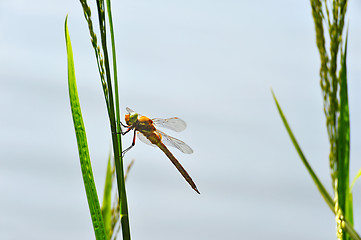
xmin=126 ymin=107 xmax=144 ymax=117
xmin=152 ymin=117 xmax=187 ymax=132
xmin=137 ymin=132 xmax=156 ymax=147
xmin=126 ymin=107 xmax=135 ymax=114
xmin=157 ymin=130 xmax=193 ymax=154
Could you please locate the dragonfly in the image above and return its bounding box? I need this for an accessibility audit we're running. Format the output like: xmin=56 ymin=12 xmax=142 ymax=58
xmin=121 ymin=107 xmax=199 ymax=194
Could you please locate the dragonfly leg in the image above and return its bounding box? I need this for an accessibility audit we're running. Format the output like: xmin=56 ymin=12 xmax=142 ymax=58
xmin=122 ymin=130 xmax=137 ymax=157
xmin=113 ymin=125 xmax=133 ymax=136
xmin=111 ymin=121 xmax=132 ymax=135
xmin=121 ymin=127 xmax=133 ymax=136
xmin=120 ymin=121 xmax=128 ymax=128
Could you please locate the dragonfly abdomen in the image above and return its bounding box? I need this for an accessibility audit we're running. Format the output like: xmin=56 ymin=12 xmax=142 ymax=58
xmin=140 ymin=131 xmax=162 ymax=145
xmin=156 ymin=142 xmax=200 ymax=194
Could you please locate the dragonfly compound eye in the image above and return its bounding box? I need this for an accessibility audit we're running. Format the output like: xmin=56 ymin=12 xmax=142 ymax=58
xmin=128 ymin=112 xmax=138 ymax=124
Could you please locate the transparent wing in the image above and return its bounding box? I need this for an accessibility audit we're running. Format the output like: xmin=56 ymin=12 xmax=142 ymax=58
xmin=152 ymin=117 xmax=187 ymax=132
xmin=126 ymin=107 xmax=144 ymax=117
xmin=137 ymin=132 xmax=156 ymax=147
xmin=126 ymin=107 xmax=136 ymax=114
xmin=157 ymin=130 xmax=193 ymax=154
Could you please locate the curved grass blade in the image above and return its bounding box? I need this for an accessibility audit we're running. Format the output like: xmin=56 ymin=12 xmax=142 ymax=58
xmin=65 ymin=15 xmax=107 ymax=240
xmin=271 ymin=89 xmax=361 ymax=240
xmin=271 ymin=89 xmax=333 ymax=208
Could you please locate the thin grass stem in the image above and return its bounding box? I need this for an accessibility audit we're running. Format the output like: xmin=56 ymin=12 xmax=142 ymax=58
xmin=95 ymin=0 xmax=131 ymax=238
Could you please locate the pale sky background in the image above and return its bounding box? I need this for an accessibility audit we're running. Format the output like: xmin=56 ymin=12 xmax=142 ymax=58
xmin=1 ymin=0 xmax=361 ymax=239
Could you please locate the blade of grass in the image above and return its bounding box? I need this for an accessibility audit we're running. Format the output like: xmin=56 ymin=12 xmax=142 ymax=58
xmin=345 ymin=218 xmax=360 ymax=240
xmin=124 ymin=159 xmax=135 ymax=182
xmin=337 ymin=28 xmax=351 ymax=227
xmin=104 ymin=0 xmax=125 ymax=230
xmin=350 ymin=169 xmax=361 ymax=191
xmin=105 ymin=0 xmax=122 ymax=165
xmin=271 ymin=89 xmax=361 ymax=240
xmin=109 ymin=159 xmax=134 ymax=240
xmin=102 ymin=153 xmax=114 ymax=238
xmin=347 ymin=192 xmax=353 ymax=228
xmin=104 ymin=7 xmax=125 ymax=228
xmin=105 ymin=0 xmax=121 ymax=134
xmin=65 ymin=15 xmax=107 ymax=240
xmin=271 ymin=89 xmax=333 ymax=209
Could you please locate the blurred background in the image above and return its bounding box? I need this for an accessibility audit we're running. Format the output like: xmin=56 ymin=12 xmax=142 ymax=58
xmin=1 ymin=0 xmax=361 ymax=239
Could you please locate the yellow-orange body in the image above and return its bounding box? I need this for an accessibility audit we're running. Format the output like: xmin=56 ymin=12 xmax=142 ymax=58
xmin=126 ymin=115 xmax=162 ymax=145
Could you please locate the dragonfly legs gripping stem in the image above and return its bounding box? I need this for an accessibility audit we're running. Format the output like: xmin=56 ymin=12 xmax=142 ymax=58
xmin=121 ymin=129 xmax=137 ymax=157
xmin=120 ymin=121 xmax=128 ymax=129
xmin=112 ymin=121 xmax=136 ymax=157
xmin=113 ymin=121 xmax=133 ymax=136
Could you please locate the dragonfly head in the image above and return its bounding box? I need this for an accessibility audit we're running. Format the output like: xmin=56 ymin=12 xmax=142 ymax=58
xmin=125 ymin=112 xmax=138 ymax=125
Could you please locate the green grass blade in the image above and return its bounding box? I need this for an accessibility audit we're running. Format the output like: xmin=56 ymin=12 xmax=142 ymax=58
xmin=105 ymin=4 xmax=125 ymax=220
xmin=271 ymin=89 xmax=334 ymax=209
xmin=271 ymin=89 xmax=361 ymax=240
xmin=124 ymin=159 xmax=135 ymax=182
xmin=347 ymin=192 xmax=354 ymax=228
xmin=337 ymin=28 xmax=351 ymax=230
xmin=102 ymin=154 xmax=113 ymax=238
xmin=350 ymin=169 xmax=361 ymax=191
xmin=345 ymin=218 xmax=360 ymax=240
xmin=65 ymin=15 xmax=107 ymax=240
